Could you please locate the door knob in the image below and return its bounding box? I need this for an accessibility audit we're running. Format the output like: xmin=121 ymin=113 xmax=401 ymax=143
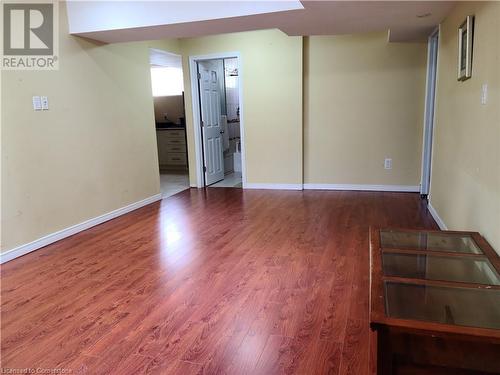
xmin=220 ymin=130 xmax=225 ymax=134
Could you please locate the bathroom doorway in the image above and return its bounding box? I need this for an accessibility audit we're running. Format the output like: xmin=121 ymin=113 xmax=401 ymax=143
xmin=189 ymin=53 xmax=245 ymax=188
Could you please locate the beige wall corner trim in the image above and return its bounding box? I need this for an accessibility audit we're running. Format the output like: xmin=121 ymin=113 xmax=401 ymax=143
xmin=303 ymin=184 xmax=420 ymax=193
xmin=244 ymin=183 xmax=303 ymax=191
xmin=427 ymin=202 xmax=448 ymax=230
xmin=0 ymin=194 xmax=162 ymax=264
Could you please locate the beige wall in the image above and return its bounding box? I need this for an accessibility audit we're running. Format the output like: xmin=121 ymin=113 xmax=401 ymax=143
xmin=1 ymin=3 xmax=180 ymax=252
xmin=180 ymin=30 xmax=303 ymax=186
xmin=430 ymin=2 xmax=500 ymax=253
xmin=153 ymin=95 xmax=184 ymax=124
xmin=304 ymin=33 xmax=427 ymax=186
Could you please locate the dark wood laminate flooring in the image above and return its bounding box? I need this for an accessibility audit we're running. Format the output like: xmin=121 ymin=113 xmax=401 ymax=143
xmin=1 ymin=189 xmax=438 ymax=374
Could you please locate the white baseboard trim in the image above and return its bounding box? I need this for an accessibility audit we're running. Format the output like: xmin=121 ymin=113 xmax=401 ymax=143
xmin=244 ymin=183 xmax=303 ymax=190
xmin=243 ymin=183 xmax=420 ymax=192
xmin=303 ymin=184 xmax=420 ymax=192
xmin=427 ymin=202 xmax=448 ymax=230
xmin=0 ymin=193 xmax=162 ymax=264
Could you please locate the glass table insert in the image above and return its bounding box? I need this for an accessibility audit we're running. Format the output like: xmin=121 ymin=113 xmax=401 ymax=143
xmin=380 ymin=230 xmax=483 ymax=254
xmin=384 ymin=281 xmax=500 ymax=330
xmin=382 ymin=252 xmax=500 ymax=285
xmin=374 ymin=229 xmax=500 ymax=331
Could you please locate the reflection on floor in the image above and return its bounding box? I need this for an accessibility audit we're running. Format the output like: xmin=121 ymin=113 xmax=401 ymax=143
xmin=210 ymin=172 xmax=242 ymax=188
xmin=160 ymin=173 xmax=190 ymax=198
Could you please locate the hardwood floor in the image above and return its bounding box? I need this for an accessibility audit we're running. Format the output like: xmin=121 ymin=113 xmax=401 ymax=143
xmin=1 ymin=189 xmax=438 ymax=374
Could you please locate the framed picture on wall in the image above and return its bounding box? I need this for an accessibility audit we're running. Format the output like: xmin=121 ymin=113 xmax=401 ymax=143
xmin=458 ymin=15 xmax=474 ymax=81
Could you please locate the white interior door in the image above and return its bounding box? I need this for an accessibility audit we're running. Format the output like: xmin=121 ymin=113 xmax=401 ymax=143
xmin=198 ymin=60 xmax=224 ymax=185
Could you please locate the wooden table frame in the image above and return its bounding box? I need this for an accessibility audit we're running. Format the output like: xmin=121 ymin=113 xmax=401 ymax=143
xmin=369 ymin=227 xmax=500 ymax=374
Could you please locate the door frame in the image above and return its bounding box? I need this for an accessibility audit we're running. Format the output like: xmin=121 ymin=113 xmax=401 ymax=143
xmin=420 ymin=27 xmax=440 ymax=197
xmin=189 ymin=52 xmax=246 ymax=188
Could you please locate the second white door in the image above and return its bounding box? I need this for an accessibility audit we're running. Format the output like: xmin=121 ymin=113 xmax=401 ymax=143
xmin=198 ymin=60 xmax=224 ymax=185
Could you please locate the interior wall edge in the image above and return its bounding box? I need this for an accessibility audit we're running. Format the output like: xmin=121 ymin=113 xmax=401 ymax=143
xmin=427 ymin=202 xmax=448 ymax=230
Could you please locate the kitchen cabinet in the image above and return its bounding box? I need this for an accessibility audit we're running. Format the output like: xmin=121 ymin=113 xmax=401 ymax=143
xmin=156 ymin=128 xmax=188 ymax=171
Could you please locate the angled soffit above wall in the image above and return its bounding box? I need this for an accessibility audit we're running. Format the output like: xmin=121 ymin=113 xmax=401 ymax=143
xmin=66 ymin=1 xmax=456 ymax=43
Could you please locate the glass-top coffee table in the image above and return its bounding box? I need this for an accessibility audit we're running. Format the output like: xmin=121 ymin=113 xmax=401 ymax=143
xmin=369 ymin=228 xmax=500 ymax=374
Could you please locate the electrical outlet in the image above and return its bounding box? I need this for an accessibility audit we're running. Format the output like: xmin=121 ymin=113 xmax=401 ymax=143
xmin=384 ymin=158 xmax=392 ymax=170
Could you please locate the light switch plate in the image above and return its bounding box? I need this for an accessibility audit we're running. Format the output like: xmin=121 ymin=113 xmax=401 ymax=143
xmin=41 ymin=96 xmax=49 ymax=110
xmin=384 ymin=158 xmax=392 ymax=170
xmin=32 ymin=96 xmax=42 ymax=111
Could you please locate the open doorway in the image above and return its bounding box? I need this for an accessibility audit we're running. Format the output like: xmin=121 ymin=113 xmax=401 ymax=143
xmin=189 ymin=53 xmax=244 ymax=188
xmin=149 ymin=48 xmax=190 ymax=198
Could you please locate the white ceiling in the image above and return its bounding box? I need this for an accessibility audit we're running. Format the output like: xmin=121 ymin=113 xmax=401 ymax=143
xmin=281 ymin=1 xmax=456 ymax=42
xmin=67 ymin=1 xmax=456 ymax=43
xmin=66 ymin=1 xmax=304 ymax=33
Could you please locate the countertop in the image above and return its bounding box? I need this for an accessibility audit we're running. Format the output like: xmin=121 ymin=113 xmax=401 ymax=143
xmin=155 ymin=122 xmax=185 ymax=131
xmin=156 ymin=127 xmax=185 ymax=131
